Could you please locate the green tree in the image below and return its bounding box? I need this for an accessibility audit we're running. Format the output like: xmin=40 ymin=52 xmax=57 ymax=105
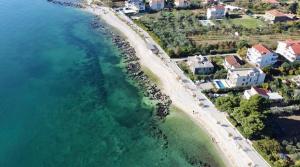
xmin=237 ymin=40 xmax=250 ymax=49
xmin=231 ymin=95 xmax=268 ymax=138
xmin=241 ymin=111 xmax=265 ymax=138
xmin=289 ymin=2 xmax=298 ymax=14
xmin=237 ymin=47 xmax=248 ymax=58
xmin=215 ymin=95 xmax=240 ymax=113
xmin=254 ymin=138 xmax=281 ymax=157
xmin=240 ymin=95 xmax=269 ymax=112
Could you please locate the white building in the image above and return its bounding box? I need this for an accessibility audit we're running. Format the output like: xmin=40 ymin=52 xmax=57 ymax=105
xmin=247 ymin=44 xmax=277 ymax=68
xmin=227 ymin=68 xmax=266 ymax=87
xmin=207 ymin=5 xmax=226 ymax=20
xmin=276 ymin=39 xmax=300 ymax=62
xmin=244 ymin=86 xmax=283 ymax=100
xmin=149 ymin=0 xmax=164 ymax=10
xmin=125 ymin=0 xmax=145 ymax=12
xmin=264 ymin=10 xmax=297 ymax=24
xmin=174 ymin=0 xmax=190 ymax=8
xmin=187 ymin=55 xmax=214 ymax=74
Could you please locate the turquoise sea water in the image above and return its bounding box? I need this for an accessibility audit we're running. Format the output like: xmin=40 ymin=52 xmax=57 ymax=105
xmin=0 ymin=0 xmax=226 ymax=166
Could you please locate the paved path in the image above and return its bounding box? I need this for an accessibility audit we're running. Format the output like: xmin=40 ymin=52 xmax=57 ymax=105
xmin=89 ymin=6 xmax=271 ymax=167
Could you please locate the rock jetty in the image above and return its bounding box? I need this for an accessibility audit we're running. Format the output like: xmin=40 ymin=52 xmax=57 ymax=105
xmin=47 ymin=0 xmax=86 ymax=8
xmin=91 ymin=19 xmax=172 ymax=118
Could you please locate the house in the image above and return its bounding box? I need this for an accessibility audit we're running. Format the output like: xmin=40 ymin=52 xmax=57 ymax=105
xmin=207 ymin=5 xmax=226 ymax=20
xmin=276 ymin=39 xmax=300 ymax=62
xmin=226 ymin=68 xmax=266 ymax=87
xmin=244 ymin=87 xmax=269 ymax=99
xmin=187 ymin=55 xmax=214 ymax=74
xmin=264 ymin=10 xmax=297 ymax=23
xmin=223 ymin=55 xmax=242 ymax=69
xmin=244 ymin=86 xmax=283 ymax=100
xmin=224 ymin=5 xmax=243 ymax=12
xmin=247 ymin=44 xmax=277 ymax=68
xmin=174 ymin=0 xmax=190 ymax=8
xmin=125 ymin=0 xmax=145 ymax=12
xmin=149 ymin=0 xmax=164 ymax=10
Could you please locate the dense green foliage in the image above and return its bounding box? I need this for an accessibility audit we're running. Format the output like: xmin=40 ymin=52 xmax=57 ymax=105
xmin=261 ymin=77 xmax=300 ymax=101
xmin=137 ymin=8 xmax=300 ymax=57
xmin=216 ymin=95 xmax=268 ymax=138
xmin=137 ymin=10 xmax=201 ymax=57
xmin=253 ymin=139 xmax=290 ymax=167
xmin=263 ymin=61 xmax=300 ymax=78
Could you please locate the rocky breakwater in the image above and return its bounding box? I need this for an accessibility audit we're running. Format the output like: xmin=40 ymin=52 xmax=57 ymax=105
xmin=113 ymin=35 xmax=172 ymax=118
xmin=90 ymin=19 xmax=172 ymax=118
xmin=47 ymin=0 xmax=86 ymax=8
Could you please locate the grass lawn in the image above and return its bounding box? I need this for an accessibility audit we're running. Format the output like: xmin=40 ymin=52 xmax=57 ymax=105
xmin=228 ymin=17 xmax=266 ymax=29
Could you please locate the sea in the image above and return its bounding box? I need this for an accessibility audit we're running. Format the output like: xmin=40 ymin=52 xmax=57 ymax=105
xmin=0 ymin=0 xmax=226 ymax=166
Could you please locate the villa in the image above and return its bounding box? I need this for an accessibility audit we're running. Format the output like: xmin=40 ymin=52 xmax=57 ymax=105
xmin=226 ymin=68 xmax=266 ymax=87
xmin=223 ymin=55 xmax=242 ymax=69
xmin=207 ymin=5 xmax=226 ymax=20
xmin=187 ymin=55 xmax=214 ymax=74
xmin=244 ymin=86 xmax=283 ymax=100
xmin=174 ymin=0 xmax=191 ymax=8
xmin=149 ymin=0 xmax=164 ymax=10
xmin=247 ymin=44 xmax=277 ymax=68
xmin=276 ymin=39 xmax=300 ymax=62
xmin=125 ymin=0 xmax=145 ymax=12
xmin=264 ymin=10 xmax=297 ymax=23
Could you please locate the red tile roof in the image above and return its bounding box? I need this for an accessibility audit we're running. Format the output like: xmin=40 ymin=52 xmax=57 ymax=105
xmin=266 ymin=9 xmax=286 ymax=17
xmin=291 ymin=43 xmax=300 ymax=55
xmin=252 ymin=44 xmax=271 ymax=54
xmin=283 ymin=40 xmax=300 ymax=55
xmin=253 ymin=87 xmax=269 ymax=97
xmin=225 ymin=55 xmax=241 ymax=68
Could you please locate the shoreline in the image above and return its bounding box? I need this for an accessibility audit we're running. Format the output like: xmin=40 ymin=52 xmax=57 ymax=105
xmin=85 ymin=6 xmax=235 ymax=166
xmin=90 ymin=13 xmax=228 ymax=166
xmin=83 ymin=4 xmax=269 ymax=167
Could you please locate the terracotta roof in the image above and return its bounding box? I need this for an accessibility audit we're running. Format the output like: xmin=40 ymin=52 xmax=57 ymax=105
xmin=291 ymin=43 xmax=300 ymax=55
xmin=225 ymin=55 xmax=241 ymax=68
xmin=263 ymin=0 xmax=279 ymax=4
xmin=283 ymin=40 xmax=300 ymax=55
xmin=252 ymin=44 xmax=271 ymax=54
xmin=266 ymin=9 xmax=285 ymax=17
xmin=284 ymin=39 xmax=300 ymax=45
xmin=253 ymin=87 xmax=269 ymax=97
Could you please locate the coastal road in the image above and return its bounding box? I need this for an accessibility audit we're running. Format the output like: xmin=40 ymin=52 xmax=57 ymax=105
xmin=88 ymin=6 xmax=271 ymax=167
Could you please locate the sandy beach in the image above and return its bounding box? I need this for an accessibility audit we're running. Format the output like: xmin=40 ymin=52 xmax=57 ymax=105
xmin=86 ymin=5 xmax=271 ymax=167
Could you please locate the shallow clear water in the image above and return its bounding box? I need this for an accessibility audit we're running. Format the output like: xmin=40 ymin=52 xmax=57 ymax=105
xmin=0 ymin=0 xmax=226 ymax=166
